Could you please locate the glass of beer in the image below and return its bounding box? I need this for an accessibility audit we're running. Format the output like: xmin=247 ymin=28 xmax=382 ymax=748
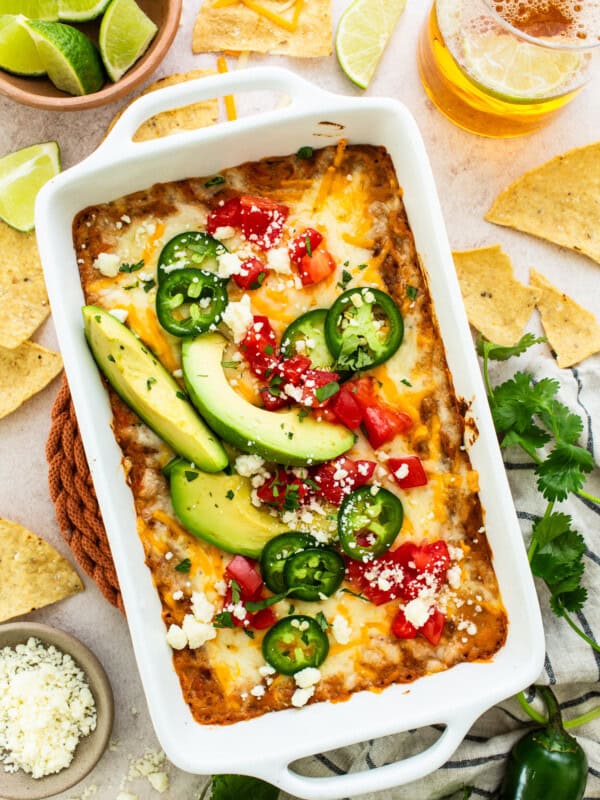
xmin=418 ymin=0 xmax=600 ymax=137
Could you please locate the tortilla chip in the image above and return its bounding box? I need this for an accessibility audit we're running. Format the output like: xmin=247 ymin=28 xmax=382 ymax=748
xmin=193 ymin=0 xmax=332 ymax=57
xmin=453 ymin=245 xmax=540 ymax=346
xmin=107 ymin=69 xmax=219 ymax=141
xmin=0 ymin=221 xmax=50 ymax=349
xmin=530 ymin=268 xmax=600 ymax=368
xmin=0 ymin=340 xmax=63 ymax=419
xmin=0 ymin=518 xmax=83 ymax=622
xmin=486 ymin=142 xmax=600 ymax=265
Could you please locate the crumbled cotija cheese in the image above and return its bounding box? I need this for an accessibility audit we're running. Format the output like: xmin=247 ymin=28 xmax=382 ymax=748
xmin=0 ymin=637 xmax=97 ymax=778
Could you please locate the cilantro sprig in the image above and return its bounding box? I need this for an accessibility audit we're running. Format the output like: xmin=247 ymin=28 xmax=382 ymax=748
xmin=479 ymin=333 xmax=599 ymax=651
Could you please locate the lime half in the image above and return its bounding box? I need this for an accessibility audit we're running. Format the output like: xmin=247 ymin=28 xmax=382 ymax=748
xmin=99 ymin=0 xmax=157 ymax=82
xmin=336 ymin=0 xmax=407 ymax=90
xmin=58 ymin=0 xmax=110 ymax=22
xmin=0 ymin=0 xmax=58 ymax=20
xmin=23 ymin=19 xmax=105 ymax=95
xmin=0 ymin=15 xmax=46 ymax=75
xmin=0 ymin=142 xmax=60 ymax=232
xmin=462 ymin=31 xmax=585 ymax=101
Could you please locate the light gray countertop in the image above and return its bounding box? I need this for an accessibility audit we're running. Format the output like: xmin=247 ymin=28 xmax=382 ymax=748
xmin=1 ymin=1 xmax=599 ymax=798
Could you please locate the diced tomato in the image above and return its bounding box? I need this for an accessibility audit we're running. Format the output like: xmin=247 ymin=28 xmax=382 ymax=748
xmin=232 ymin=257 xmax=269 ymax=290
xmin=277 ymin=355 xmax=312 ymax=384
xmin=312 ymin=456 xmax=377 ymax=505
xmin=388 ymin=456 xmax=428 ymax=489
xmin=298 ymin=249 xmax=337 ymax=286
xmin=421 ymin=608 xmax=445 ymax=646
xmin=225 ymin=555 xmax=263 ymax=597
xmin=330 ymin=386 xmax=364 ymax=429
xmin=222 ymin=581 xmax=276 ymax=631
xmin=347 ymin=377 xmax=377 ymax=410
xmin=238 ymin=195 xmax=289 ymax=249
xmin=288 ymin=228 xmax=323 ymax=264
xmin=206 ymin=197 xmax=242 ymax=232
xmin=207 ymin=195 xmax=289 ymax=250
xmin=257 ymin=468 xmax=310 ymax=510
xmin=363 ymin=405 xmax=413 ymax=449
xmin=250 ymin=607 xmax=277 ymax=630
xmin=259 ymin=387 xmax=289 ymax=411
xmin=345 ymin=540 xmax=450 ymax=606
xmin=293 ymin=369 xmax=340 ymax=408
xmin=391 ymin=609 xmax=418 ymax=639
xmin=240 ymin=315 xmax=279 ymax=379
xmin=412 ymin=540 xmax=450 ymax=576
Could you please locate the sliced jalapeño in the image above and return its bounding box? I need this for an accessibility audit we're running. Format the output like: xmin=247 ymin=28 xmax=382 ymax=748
xmin=262 ymin=615 xmax=329 ymax=675
xmin=260 ymin=531 xmax=317 ymax=594
xmin=283 ymin=547 xmax=345 ymax=601
xmin=155 ymin=268 xmax=228 ymax=337
xmin=338 ymin=485 xmax=403 ymax=561
xmin=157 ymin=231 xmax=226 ymax=283
xmin=280 ymin=308 xmax=336 ymax=371
xmin=325 ymin=287 xmax=403 ymax=372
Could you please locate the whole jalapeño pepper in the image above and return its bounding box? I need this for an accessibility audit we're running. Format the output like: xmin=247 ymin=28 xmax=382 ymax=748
xmin=501 ymin=686 xmax=588 ymax=800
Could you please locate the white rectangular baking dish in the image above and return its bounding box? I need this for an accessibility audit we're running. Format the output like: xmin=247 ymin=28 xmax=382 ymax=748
xmin=36 ymin=68 xmax=545 ymax=800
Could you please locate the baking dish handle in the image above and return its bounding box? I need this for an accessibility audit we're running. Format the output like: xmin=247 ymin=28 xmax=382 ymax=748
xmin=93 ymin=67 xmax=334 ymax=160
xmin=255 ymin=709 xmax=478 ymax=800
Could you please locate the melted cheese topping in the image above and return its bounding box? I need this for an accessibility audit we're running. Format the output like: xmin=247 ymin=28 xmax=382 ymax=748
xmin=75 ymin=145 xmax=507 ymax=724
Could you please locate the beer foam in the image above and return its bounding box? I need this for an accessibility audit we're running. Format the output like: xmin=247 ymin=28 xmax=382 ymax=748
xmin=491 ymin=0 xmax=600 ymax=43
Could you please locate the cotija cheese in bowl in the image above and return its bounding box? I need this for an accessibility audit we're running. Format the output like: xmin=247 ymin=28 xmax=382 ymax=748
xmin=0 ymin=622 xmax=113 ymax=800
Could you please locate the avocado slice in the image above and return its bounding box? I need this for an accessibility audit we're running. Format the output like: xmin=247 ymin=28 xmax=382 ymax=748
xmin=169 ymin=460 xmax=288 ymax=557
xmin=83 ymin=306 xmax=228 ymax=472
xmin=182 ymin=332 xmax=356 ymax=466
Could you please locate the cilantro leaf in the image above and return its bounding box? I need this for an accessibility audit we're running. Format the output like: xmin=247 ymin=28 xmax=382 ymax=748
xmin=530 ymin=513 xmax=585 ymax=588
xmin=477 ymin=332 xmax=545 ymax=361
xmin=551 ymin=586 xmax=588 ymax=616
xmin=538 ymin=398 xmax=584 ymax=445
xmin=491 ymin=373 xmax=545 ymax=435
xmin=535 ymin=444 xmax=594 ymax=502
xmin=210 ymin=774 xmax=279 ymax=800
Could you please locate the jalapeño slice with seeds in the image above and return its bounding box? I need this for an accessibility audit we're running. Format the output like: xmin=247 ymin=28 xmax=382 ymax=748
xmin=325 ymin=287 xmax=403 ymax=372
xmin=280 ymin=308 xmax=336 ymax=371
xmin=338 ymin=485 xmax=403 ymax=561
xmin=260 ymin=531 xmax=317 ymax=594
xmin=156 ymin=268 xmax=228 ymax=337
xmin=157 ymin=231 xmax=227 ymax=283
xmin=262 ymin=615 xmax=329 ymax=675
xmin=283 ymin=547 xmax=345 ymax=601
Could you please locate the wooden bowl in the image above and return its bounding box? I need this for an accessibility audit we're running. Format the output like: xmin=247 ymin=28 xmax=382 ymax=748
xmin=0 ymin=622 xmax=114 ymax=800
xmin=0 ymin=0 xmax=182 ymax=111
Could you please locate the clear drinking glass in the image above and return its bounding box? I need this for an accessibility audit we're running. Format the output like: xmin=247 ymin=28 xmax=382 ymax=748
xmin=418 ymin=0 xmax=600 ymax=137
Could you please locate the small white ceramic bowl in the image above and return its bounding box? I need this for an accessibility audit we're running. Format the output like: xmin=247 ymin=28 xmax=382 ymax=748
xmin=0 ymin=622 xmax=114 ymax=800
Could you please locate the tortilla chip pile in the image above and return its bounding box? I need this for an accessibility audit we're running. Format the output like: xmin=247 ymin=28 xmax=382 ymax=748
xmin=0 ymin=518 xmax=83 ymax=622
xmin=453 ymin=246 xmax=600 ymax=368
xmin=0 ymin=220 xmax=62 ymax=419
xmin=193 ymin=0 xmax=332 ymax=57
xmin=486 ymin=142 xmax=600 ymax=265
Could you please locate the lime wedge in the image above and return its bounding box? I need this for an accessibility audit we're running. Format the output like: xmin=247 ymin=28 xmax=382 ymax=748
xmin=23 ymin=19 xmax=105 ymax=95
xmin=58 ymin=0 xmax=110 ymax=22
xmin=0 ymin=15 xmax=46 ymax=75
xmin=462 ymin=31 xmax=584 ymax=100
xmin=336 ymin=0 xmax=407 ymax=90
xmin=0 ymin=142 xmax=60 ymax=232
xmin=0 ymin=0 xmax=58 ymax=20
xmin=99 ymin=0 xmax=157 ymax=82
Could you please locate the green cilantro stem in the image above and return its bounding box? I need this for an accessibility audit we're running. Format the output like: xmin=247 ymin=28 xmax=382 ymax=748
xmin=558 ymin=606 xmax=600 ymax=654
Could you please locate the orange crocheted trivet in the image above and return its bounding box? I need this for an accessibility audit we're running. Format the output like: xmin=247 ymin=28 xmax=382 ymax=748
xmin=46 ymin=374 xmax=124 ymax=613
